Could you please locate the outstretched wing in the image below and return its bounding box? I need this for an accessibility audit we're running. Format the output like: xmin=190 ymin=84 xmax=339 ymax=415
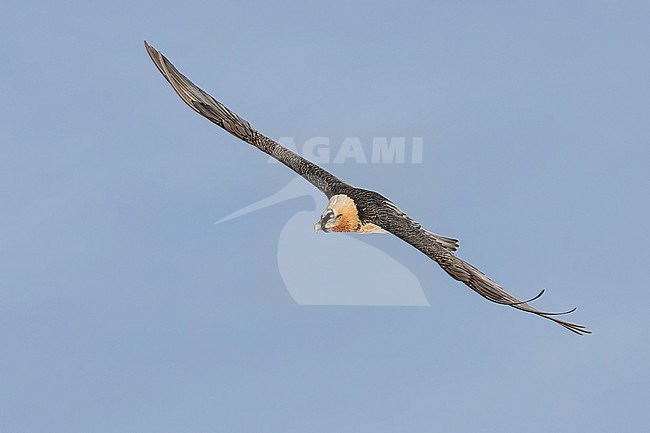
xmin=373 ymin=200 xmax=590 ymax=335
xmin=145 ymin=41 xmax=347 ymax=197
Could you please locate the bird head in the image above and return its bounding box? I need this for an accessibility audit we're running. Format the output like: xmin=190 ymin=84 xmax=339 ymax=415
xmin=314 ymin=208 xmax=341 ymax=232
xmin=314 ymin=194 xmax=360 ymax=233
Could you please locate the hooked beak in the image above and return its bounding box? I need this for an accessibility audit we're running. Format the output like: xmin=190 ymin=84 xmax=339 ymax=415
xmin=315 ymin=208 xmax=335 ymax=233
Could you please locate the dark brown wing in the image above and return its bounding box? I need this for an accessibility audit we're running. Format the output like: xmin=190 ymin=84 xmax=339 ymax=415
xmin=144 ymin=41 xmax=348 ymax=197
xmin=372 ymin=199 xmax=590 ymax=335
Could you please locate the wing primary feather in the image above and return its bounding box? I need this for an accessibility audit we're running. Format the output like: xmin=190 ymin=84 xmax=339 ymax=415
xmin=481 ymin=289 xmax=578 ymax=316
xmin=501 ymin=288 xmax=546 ymax=306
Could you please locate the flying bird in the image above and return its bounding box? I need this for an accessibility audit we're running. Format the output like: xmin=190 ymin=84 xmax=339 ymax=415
xmin=144 ymin=41 xmax=590 ymax=335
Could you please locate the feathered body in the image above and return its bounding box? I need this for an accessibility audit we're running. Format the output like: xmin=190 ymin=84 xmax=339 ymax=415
xmin=145 ymin=41 xmax=590 ymax=335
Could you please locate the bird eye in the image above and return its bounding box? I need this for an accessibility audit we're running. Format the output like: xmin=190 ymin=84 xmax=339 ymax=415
xmin=322 ymin=209 xmax=335 ymax=221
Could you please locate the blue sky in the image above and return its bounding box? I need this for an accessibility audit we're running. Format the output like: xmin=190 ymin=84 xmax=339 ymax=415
xmin=1 ymin=1 xmax=649 ymax=432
